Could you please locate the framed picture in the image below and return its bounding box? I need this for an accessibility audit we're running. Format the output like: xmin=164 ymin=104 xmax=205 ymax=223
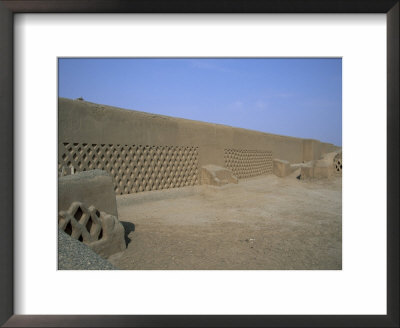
xmin=1 ymin=0 xmax=398 ymax=327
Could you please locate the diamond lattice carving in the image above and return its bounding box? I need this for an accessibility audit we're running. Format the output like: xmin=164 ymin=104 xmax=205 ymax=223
xmin=58 ymin=143 xmax=199 ymax=195
xmin=58 ymin=202 xmax=103 ymax=243
xmin=334 ymin=152 xmax=342 ymax=174
xmin=59 ymin=201 xmax=126 ymax=258
xmin=224 ymin=148 xmax=273 ymax=179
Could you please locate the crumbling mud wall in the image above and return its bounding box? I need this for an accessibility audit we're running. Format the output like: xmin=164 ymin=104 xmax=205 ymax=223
xmin=303 ymin=139 xmax=339 ymax=162
xmin=224 ymin=149 xmax=273 ymax=179
xmin=58 ymin=98 xmax=339 ymax=194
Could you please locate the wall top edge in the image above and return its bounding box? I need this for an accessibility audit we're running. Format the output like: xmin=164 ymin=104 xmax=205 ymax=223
xmin=58 ymin=97 xmax=339 ymax=147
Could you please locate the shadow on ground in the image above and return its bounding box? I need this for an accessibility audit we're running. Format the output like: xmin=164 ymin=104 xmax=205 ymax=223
xmin=120 ymin=221 xmax=135 ymax=246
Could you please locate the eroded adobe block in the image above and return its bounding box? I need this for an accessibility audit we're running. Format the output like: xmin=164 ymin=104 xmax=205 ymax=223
xmin=273 ymin=159 xmax=291 ymax=177
xmin=58 ymin=169 xmax=118 ymax=217
xmin=300 ymin=150 xmax=341 ymax=179
xmin=313 ymin=160 xmax=334 ymax=178
xmin=300 ymin=163 xmax=315 ymax=179
xmin=59 ymin=201 xmax=126 ymax=258
xmin=201 ymin=164 xmax=238 ymax=186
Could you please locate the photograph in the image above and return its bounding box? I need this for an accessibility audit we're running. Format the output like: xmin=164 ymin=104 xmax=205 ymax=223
xmin=0 ymin=0 xmax=400 ymax=328
xmin=57 ymin=58 xmax=342 ymax=270
xmin=1 ymin=0 xmax=397 ymax=325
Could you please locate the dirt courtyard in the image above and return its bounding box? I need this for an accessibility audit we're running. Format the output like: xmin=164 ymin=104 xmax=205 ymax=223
xmin=108 ymin=170 xmax=342 ymax=270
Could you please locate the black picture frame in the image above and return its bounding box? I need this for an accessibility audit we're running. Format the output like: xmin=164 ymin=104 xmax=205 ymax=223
xmin=0 ymin=1 xmax=398 ymax=327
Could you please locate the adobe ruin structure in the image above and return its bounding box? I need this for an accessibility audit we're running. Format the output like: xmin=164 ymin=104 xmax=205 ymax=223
xmin=58 ymin=98 xmax=342 ymax=269
xmin=58 ymin=98 xmax=340 ymax=194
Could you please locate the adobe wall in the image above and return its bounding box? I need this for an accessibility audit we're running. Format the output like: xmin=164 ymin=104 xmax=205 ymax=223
xmin=58 ymin=98 xmax=339 ymax=194
xmin=303 ymin=139 xmax=340 ymax=162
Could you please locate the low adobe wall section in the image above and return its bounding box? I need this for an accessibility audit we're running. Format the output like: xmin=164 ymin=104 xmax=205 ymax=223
xmin=58 ymin=98 xmax=339 ymax=195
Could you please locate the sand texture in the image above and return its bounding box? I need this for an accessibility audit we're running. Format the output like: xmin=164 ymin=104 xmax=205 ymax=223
xmin=109 ymin=171 xmax=342 ymax=270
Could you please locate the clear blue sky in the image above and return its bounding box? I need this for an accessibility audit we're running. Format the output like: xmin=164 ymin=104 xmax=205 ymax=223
xmin=58 ymin=58 xmax=342 ymax=146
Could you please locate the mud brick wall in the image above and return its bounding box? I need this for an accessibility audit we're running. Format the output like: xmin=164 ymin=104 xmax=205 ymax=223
xmin=224 ymin=149 xmax=273 ymax=179
xmin=59 ymin=143 xmax=199 ymax=195
xmin=59 ymin=98 xmax=339 ymax=194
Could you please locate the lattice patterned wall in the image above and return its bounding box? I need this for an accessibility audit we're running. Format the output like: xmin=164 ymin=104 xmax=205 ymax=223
xmin=224 ymin=148 xmax=273 ymax=179
xmin=58 ymin=143 xmax=199 ymax=195
xmin=334 ymin=152 xmax=342 ymax=175
xmin=59 ymin=202 xmax=104 ymax=243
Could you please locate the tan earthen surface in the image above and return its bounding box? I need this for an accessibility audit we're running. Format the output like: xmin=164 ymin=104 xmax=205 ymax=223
xmin=273 ymin=159 xmax=292 ymax=177
xmin=109 ymin=173 xmax=342 ymax=270
xmin=201 ymin=164 xmax=238 ymax=186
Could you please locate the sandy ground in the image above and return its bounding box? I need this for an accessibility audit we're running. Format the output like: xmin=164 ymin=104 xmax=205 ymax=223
xmin=109 ymin=170 xmax=342 ymax=270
